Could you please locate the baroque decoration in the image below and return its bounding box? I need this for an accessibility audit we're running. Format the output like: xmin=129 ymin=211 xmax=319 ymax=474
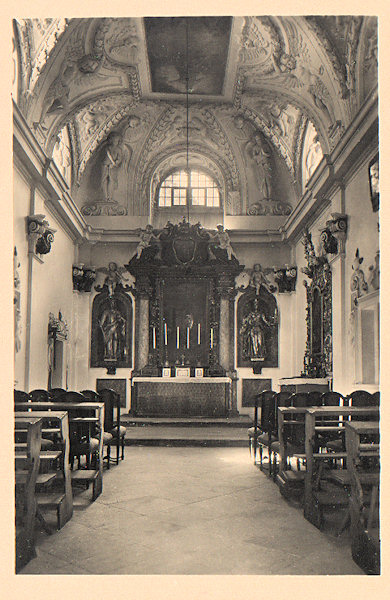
xmin=301 ymin=229 xmax=332 ymax=378
xmin=273 ymin=266 xmax=297 ymax=293
xmin=27 ymin=215 xmax=56 ymax=258
xmin=14 ymin=247 xmax=22 ymax=353
xmin=237 ymin=268 xmax=279 ymax=371
xmin=126 ymin=219 xmax=243 ymax=377
xmin=91 ymin=280 xmax=133 ymax=374
xmin=72 ymin=264 xmax=97 ymax=292
xmin=319 ymin=213 xmax=348 ymax=256
xmin=12 ymin=17 xmax=377 ymax=221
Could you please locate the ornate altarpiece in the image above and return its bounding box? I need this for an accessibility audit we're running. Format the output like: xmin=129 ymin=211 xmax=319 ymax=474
xmin=301 ymin=230 xmax=332 ymax=378
xmin=126 ymin=220 xmax=244 ymax=416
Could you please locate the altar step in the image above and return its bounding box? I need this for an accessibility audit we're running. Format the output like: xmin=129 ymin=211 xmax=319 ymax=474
xmin=121 ymin=415 xmax=251 ymax=427
xmin=121 ymin=416 xmax=251 ymax=447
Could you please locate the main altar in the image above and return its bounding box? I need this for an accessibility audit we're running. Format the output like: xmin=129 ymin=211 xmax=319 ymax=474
xmin=126 ymin=219 xmax=243 ymax=416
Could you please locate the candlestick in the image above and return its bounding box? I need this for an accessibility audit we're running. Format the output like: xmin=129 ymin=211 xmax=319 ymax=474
xmin=176 ymin=326 xmax=180 ymax=349
xmin=210 ymin=327 xmax=214 ymax=349
xmin=152 ymin=327 xmax=156 ymax=349
xmin=164 ymin=322 xmax=167 ymax=346
xmin=197 ymin=323 xmax=201 ymax=345
xmin=187 ymin=327 xmax=190 ymax=349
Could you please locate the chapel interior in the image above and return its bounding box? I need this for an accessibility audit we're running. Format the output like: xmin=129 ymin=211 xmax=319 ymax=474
xmin=12 ymin=15 xmax=380 ymax=576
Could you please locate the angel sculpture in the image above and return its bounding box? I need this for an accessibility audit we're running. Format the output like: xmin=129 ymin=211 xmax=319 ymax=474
xmin=269 ymin=52 xmax=333 ymax=124
xmin=135 ymin=224 xmax=160 ymax=260
xmin=209 ymin=224 xmax=235 ymax=261
xmin=249 ymin=263 xmax=276 ymax=295
xmin=97 ymin=262 xmax=129 ymax=296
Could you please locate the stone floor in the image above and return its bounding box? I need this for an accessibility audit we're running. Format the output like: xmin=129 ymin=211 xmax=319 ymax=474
xmin=20 ymin=447 xmax=363 ymax=575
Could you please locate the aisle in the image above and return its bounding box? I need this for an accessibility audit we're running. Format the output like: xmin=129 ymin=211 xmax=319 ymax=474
xmin=20 ymin=447 xmax=363 ymax=575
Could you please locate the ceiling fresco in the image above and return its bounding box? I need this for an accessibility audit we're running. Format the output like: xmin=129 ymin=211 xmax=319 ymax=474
xmin=13 ymin=16 xmax=377 ymax=225
xmin=145 ymin=17 xmax=232 ymax=96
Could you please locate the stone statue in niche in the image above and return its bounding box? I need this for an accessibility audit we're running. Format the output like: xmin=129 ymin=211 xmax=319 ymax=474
xmin=209 ymin=225 xmax=236 ymax=262
xmin=101 ymin=132 xmax=125 ymax=202
xmin=99 ymin=297 xmax=126 ymax=361
xmin=245 ymin=133 xmax=272 ymax=199
xmin=249 ymin=263 xmax=276 ymax=294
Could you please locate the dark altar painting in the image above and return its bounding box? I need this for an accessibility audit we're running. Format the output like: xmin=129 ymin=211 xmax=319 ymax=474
xmin=237 ymin=287 xmax=278 ymax=369
xmin=91 ymin=285 xmax=132 ymax=370
xmin=144 ymin=17 xmax=232 ymax=95
xmin=161 ymin=278 xmax=210 ymax=365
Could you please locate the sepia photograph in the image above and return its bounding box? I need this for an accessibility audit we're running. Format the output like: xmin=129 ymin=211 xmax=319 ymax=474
xmin=9 ymin=5 xmax=381 ymax=584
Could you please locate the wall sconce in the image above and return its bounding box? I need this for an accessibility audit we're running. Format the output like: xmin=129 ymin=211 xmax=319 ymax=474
xmin=273 ymin=266 xmax=297 ymax=293
xmin=27 ymin=214 xmax=56 ymax=259
xmin=72 ymin=264 xmax=97 ymax=292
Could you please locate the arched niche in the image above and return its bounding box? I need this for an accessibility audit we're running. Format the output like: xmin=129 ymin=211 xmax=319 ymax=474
xmin=91 ymin=284 xmax=133 ymax=374
xmin=237 ymin=287 xmax=279 ymax=370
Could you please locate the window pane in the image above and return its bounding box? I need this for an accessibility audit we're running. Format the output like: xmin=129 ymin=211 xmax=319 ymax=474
xmin=206 ymin=188 xmax=220 ymax=207
xmin=192 ymin=188 xmax=205 ymax=205
xmin=173 ymin=188 xmax=187 ymax=205
xmin=158 ymin=186 xmax=171 ymax=207
xmin=172 ymin=171 xmax=188 ymax=187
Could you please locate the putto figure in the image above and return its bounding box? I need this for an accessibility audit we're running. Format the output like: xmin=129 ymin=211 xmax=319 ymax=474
xmin=210 ymin=224 xmax=235 ymax=261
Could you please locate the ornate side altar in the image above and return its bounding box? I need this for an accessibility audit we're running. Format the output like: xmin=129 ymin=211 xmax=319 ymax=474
xmin=126 ymin=219 xmax=243 ymax=416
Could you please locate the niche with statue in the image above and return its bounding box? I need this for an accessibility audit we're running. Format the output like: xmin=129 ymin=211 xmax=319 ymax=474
xmin=237 ymin=282 xmax=279 ymax=371
xmin=91 ymin=281 xmax=133 ymax=373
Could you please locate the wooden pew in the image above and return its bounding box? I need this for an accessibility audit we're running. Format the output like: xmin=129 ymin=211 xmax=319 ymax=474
xmin=345 ymin=421 xmax=380 ymax=574
xmin=15 ymin=411 xmax=73 ymax=529
xmin=15 ymin=401 xmax=104 ymax=501
xmin=14 ymin=416 xmax=42 ymax=572
xmin=301 ymin=406 xmax=380 ymax=528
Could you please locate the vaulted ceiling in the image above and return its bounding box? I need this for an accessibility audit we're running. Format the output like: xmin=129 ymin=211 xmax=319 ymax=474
xmin=13 ymin=16 xmax=378 ymax=225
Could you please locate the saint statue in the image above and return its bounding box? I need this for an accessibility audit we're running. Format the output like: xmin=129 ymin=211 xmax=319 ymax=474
xmin=240 ymin=308 xmax=275 ymax=361
xmin=99 ymin=297 xmax=126 ymax=361
xmin=101 ymin=132 xmax=124 ymax=202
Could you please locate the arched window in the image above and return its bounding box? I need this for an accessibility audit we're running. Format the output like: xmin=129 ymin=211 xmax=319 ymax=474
xmin=158 ymin=169 xmax=220 ymax=208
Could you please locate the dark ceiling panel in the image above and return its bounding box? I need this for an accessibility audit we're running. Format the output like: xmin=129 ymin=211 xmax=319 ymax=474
xmin=144 ymin=16 xmax=232 ymax=95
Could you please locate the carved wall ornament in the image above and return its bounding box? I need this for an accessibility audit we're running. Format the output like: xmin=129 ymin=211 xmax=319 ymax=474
xmin=247 ymin=199 xmax=292 ymax=216
xmin=27 ymin=214 xmax=56 ymax=258
xmin=300 ymin=228 xmax=327 ymax=279
xmin=48 ymin=310 xmax=68 ymax=341
xmin=72 ymin=264 xmax=97 ymax=292
xmin=319 ymin=213 xmax=348 ymax=256
xmin=273 ymin=266 xmax=297 ymax=293
xmin=350 ymin=248 xmax=368 ymax=298
xmin=14 ymin=247 xmax=22 ymax=353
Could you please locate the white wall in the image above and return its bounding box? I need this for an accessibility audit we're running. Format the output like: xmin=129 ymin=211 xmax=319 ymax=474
xmin=14 ymin=173 xmax=77 ymax=392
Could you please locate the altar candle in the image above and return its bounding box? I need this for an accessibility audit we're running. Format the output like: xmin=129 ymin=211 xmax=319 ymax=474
xmin=210 ymin=327 xmax=214 ymax=348
xmin=176 ymin=326 xmax=180 ymax=349
xmin=152 ymin=327 xmax=156 ymax=349
xmin=187 ymin=327 xmax=190 ymax=349
xmin=164 ymin=322 xmax=167 ymax=346
xmin=197 ymin=323 xmax=201 ymax=345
